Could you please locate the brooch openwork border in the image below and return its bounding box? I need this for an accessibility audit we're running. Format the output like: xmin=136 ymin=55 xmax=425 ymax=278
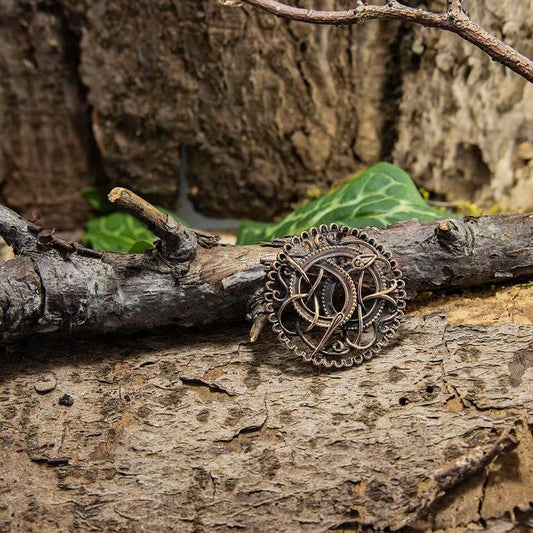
xmin=264 ymin=224 xmax=406 ymax=368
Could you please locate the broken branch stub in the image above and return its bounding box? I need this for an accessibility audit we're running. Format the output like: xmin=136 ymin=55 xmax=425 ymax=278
xmin=108 ymin=187 xmax=199 ymax=263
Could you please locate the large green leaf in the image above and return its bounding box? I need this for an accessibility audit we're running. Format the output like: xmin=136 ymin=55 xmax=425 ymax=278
xmin=82 ymin=209 xmax=186 ymax=253
xmin=237 ymin=162 xmax=444 ymax=245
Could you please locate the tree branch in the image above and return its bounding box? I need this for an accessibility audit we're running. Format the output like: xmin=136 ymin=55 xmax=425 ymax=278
xmin=0 ymin=192 xmax=531 ymax=342
xmin=429 ymin=429 xmax=519 ymax=492
xmin=108 ymin=187 xmax=219 ymax=263
xmin=236 ymin=1 xmax=533 ymax=83
xmin=0 ymin=205 xmax=38 ymax=255
xmin=416 ymin=428 xmax=520 ymax=518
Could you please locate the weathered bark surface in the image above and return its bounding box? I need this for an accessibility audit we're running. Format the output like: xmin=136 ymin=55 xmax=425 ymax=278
xmin=1 ymin=0 xmax=531 ymax=227
xmin=0 ymin=198 xmax=532 ymax=530
xmin=77 ymin=0 xmax=397 ymax=219
xmin=0 ymin=298 xmax=532 ymax=531
xmin=1 ymin=208 xmax=532 ymax=341
xmin=0 ymin=0 xmax=100 ymax=229
xmin=393 ymin=0 xmax=533 ymax=211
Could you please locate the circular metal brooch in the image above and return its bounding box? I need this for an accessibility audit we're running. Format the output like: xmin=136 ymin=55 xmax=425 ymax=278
xmin=264 ymin=224 xmax=406 ymax=368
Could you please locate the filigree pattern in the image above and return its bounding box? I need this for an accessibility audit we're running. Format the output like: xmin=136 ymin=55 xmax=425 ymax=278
xmin=264 ymin=224 xmax=406 ymax=368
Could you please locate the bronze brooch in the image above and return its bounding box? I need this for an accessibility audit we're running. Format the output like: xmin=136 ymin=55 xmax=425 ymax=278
xmin=264 ymin=224 xmax=406 ymax=368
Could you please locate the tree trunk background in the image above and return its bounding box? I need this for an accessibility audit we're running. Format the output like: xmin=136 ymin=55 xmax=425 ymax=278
xmin=1 ymin=0 xmax=532 ymax=229
xmin=0 ymin=286 xmax=532 ymax=532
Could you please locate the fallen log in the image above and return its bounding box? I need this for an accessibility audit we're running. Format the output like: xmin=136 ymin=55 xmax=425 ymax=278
xmin=0 ymin=188 xmax=531 ymax=343
xmin=1 ymin=307 xmax=532 ymax=531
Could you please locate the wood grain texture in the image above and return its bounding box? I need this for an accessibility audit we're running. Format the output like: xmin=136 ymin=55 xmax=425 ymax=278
xmin=0 ymin=308 xmax=531 ymax=531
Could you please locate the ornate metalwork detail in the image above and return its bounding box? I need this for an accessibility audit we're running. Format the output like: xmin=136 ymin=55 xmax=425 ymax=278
xmin=264 ymin=224 xmax=406 ymax=368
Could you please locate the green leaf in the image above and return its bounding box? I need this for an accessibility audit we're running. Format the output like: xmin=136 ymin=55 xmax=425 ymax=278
xmin=81 ymin=187 xmax=115 ymax=214
xmin=128 ymin=240 xmax=155 ymax=254
xmin=236 ymin=162 xmax=445 ymax=244
xmin=235 ymin=220 xmax=277 ymax=248
xmin=82 ymin=212 xmax=156 ymax=252
xmin=81 ymin=209 xmax=187 ymax=252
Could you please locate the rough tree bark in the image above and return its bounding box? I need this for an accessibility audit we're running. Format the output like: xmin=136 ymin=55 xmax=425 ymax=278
xmin=0 ymin=191 xmax=532 ymax=341
xmin=394 ymin=0 xmax=533 ymax=212
xmin=1 ymin=1 xmax=531 ymax=227
xmin=0 ymin=296 xmax=532 ymax=531
xmin=0 ymin=0 xmax=101 ymax=229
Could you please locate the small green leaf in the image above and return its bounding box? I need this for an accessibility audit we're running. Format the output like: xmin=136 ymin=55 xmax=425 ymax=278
xmin=128 ymin=240 xmax=155 ymax=254
xmin=82 ymin=212 xmax=155 ymax=252
xmin=237 ymin=162 xmax=445 ymax=245
xmin=236 ymin=220 xmax=277 ymax=246
xmin=81 ymin=187 xmax=115 ymax=214
xmin=81 ymin=209 xmax=187 ymax=252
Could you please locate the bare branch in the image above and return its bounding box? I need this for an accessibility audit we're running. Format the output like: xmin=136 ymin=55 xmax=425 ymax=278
xmin=430 ymin=429 xmax=519 ymax=492
xmin=1 ymin=195 xmax=532 ymax=342
xmin=417 ymin=428 xmax=521 ymax=517
xmin=108 ymin=187 xmax=219 ymax=264
xmin=108 ymin=187 xmax=174 ymax=237
xmin=238 ymin=0 xmax=533 ymax=83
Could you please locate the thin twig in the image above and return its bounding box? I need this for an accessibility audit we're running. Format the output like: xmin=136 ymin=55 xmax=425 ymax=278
xmin=26 ymin=224 xmax=105 ymax=259
xmin=237 ymin=0 xmax=533 ymax=83
xmin=108 ymin=188 xmax=183 ymax=243
xmin=108 ymin=187 xmax=199 ymax=263
xmin=108 ymin=188 xmax=219 ymax=261
xmin=415 ymin=428 xmax=520 ymax=520
xmin=429 ymin=428 xmax=519 ymax=492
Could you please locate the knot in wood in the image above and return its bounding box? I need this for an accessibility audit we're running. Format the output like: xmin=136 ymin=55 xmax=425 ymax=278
xmin=264 ymin=224 xmax=406 ymax=368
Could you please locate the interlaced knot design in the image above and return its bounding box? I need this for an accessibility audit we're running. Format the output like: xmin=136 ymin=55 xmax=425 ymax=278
xmin=264 ymin=224 xmax=406 ymax=368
